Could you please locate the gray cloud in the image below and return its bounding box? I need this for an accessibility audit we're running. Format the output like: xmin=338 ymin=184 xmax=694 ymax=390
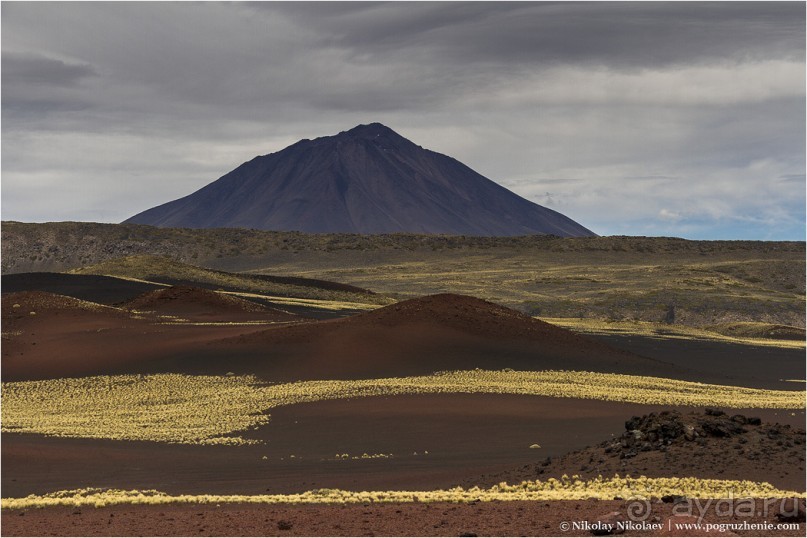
xmin=779 ymin=173 xmax=806 ymax=183
xmin=267 ymin=2 xmax=805 ymax=67
xmin=2 ymin=51 xmax=98 ymax=116
xmin=1 ymin=1 xmax=804 ymax=240
xmin=2 ymin=51 xmax=97 ymax=86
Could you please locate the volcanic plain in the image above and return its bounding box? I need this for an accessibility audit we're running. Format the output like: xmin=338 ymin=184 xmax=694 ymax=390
xmin=1 ymin=228 xmax=805 ymax=536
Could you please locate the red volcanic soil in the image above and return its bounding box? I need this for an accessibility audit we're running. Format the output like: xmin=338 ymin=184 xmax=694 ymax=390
xmin=2 ymin=499 xmax=804 ymax=536
xmin=1 ymin=291 xmax=301 ymax=381
xmin=121 ymin=285 xmax=301 ymax=322
xmin=2 ymin=292 xmax=137 ymax=363
xmin=3 ymin=293 xmax=804 ymax=537
xmin=5 ymin=291 xmax=802 ymax=386
xmin=204 ymin=293 xmax=679 ymax=382
xmin=238 ymin=292 xmax=609 ymax=341
xmin=2 ymin=292 xmax=673 ymax=382
xmin=2 ymin=290 xmax=131 ymax=321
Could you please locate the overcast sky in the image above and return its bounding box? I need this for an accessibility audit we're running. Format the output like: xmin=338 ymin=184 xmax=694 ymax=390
xmin=2 ymin=1 xmax=804 ymax=240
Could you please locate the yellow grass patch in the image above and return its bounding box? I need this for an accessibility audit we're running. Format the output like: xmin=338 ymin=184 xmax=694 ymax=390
xmin=2 ymin=371 xmax=803 ymax=445
xmin=2 ymin=476 xmax=803 ymax=509
xmin=259 ymin=370 xmax=805 ymax=411
xmin=1 ymin=374 xmax=270 ymax=445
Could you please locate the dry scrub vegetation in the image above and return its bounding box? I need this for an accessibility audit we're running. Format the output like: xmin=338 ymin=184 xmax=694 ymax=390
xmin=542 ymin=318 xmax=806 ymax=350
xmin=3 ymin=371 xmax=803 ymax=445
xmin=3 ymin=222 xmax=803 ymax=328
xmin=2 ymin=476 xmax=803 ymax=510
xmin=282 ymin=257 xmax=805 ymax=328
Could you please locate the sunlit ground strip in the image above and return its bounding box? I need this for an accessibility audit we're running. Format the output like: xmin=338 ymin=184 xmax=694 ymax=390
xmin=2 ymin=370 xmax=804 ymax=445
xmin=2 ymin=477 xmax=804 ymax=510
xmin=85 ymin=274 xmax=380 ymax=311
xmin=219 ymin=290 xmax=379 ymax=311
xmin=542 ymin=318 xmax=806 ymax=350
xmin=157 ymin=321 xmax=298 ymax=326
xmin=95 ymin=274 xmax=170 ymax=287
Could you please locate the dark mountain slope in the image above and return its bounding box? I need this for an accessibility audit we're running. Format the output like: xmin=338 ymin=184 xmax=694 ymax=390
xmin=125 ymin=123 xmax=594 ymax=237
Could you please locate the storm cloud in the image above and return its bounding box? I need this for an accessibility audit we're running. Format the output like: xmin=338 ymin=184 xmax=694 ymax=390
xmin=2 ymin=1 xmax=804 ymax=239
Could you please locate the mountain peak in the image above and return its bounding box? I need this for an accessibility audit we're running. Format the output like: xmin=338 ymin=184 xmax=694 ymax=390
xmin=340 ymin=122 xmax=402 ymax=140
xmin=124 ymin=124 xmax=595 ymax=237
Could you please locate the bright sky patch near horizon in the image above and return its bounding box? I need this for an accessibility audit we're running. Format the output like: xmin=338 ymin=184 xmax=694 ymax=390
xmin=2 ymin=2 xmax=804 ymax=240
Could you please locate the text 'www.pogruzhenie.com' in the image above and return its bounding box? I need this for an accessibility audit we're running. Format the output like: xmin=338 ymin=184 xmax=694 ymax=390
xmin=668 ymin=520 xmax=802 ymax=533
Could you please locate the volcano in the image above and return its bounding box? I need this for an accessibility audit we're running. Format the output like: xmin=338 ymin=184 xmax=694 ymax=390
xmin=124 ymin=123 xmax=594 ymax=236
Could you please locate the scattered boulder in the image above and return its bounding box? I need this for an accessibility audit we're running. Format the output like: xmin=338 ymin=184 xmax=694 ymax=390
xmin=700 ymin=419 xmax=745 ymax=438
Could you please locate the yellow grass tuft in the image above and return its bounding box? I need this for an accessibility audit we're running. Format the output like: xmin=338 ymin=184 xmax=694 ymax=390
xmin=2 ymin=476 xmax=803 ymax=510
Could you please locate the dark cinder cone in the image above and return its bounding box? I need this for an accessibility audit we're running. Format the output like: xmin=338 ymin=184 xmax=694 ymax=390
xmin=125 ymin=123 xmax=595 ymax=237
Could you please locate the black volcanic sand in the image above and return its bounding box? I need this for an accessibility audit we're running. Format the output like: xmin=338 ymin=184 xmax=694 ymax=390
xmin=1 ymin=395 xmax=659 ymax=497
xmin=1 ymin=272 xmax=161 ymax=305
xmin=465 ymin=409 xmax=806 ymax=493
xmin=586 ymin=333 xmax=806 ymax=391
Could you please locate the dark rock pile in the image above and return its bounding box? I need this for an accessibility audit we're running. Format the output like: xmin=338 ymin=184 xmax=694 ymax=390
xmin=602 ymin=409 xmax=796 ymax=460
xmin=463 ymin=408 xmax=805 ymax=492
